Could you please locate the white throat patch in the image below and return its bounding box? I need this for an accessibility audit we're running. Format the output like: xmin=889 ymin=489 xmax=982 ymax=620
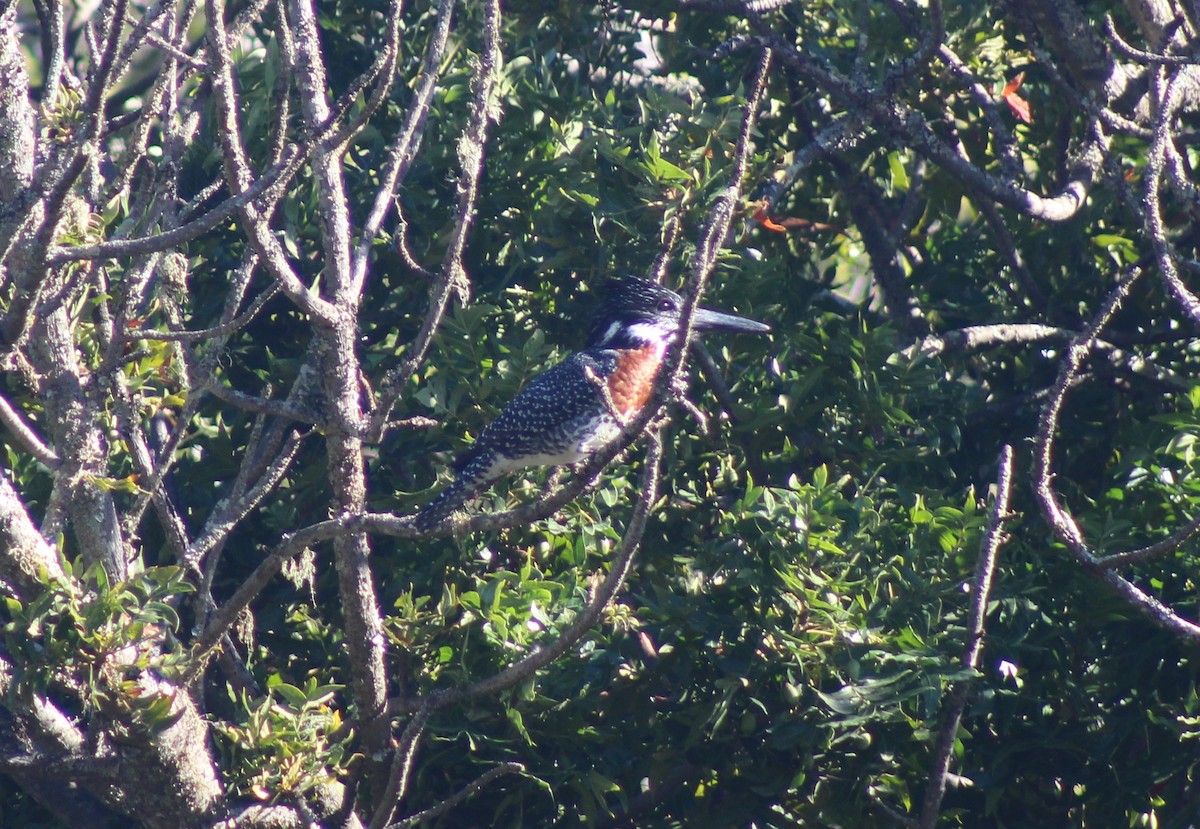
xmin=599 ymin=320 xmax=673 ymax=353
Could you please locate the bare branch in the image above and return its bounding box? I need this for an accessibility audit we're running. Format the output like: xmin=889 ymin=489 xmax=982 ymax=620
xmin=391 ymin=202 xmax=435 ymax=280
xmin=936 ymin=45 xmax=1022 ymax=178
xmin=279 ymin=0 xmax=404 ymax=797
xmin=326 ymin=0 xmax=406 ymax=157
xmin=0 ymin=5 xmax=41 ymax=301
xmin=286 ymin=0 xmax=353 ymax=302
xmin=46 ymin=145 xmax=303 ymax=266
xmin=131 ymin=283 xmax=281 ymax=343
xmin=1091 ymin=512 xmax=1200 ymax=570
xmin=648 ymin=212 xmax=683 ymax=283
xmin=1104 ymin=13 xmax=1196 ymax=65
xmin=204 ymin=0 xmax=336 ymax=322
xmin=838 ymin=168 xmax=930 ymax=338
xmin=122 ymin=254 xmax=263 ymax=533
xmin=369 ymin=704 xmax=433 ymax=829
xmin=760 ymin=115 xmax=870 ymax=213
xmin=1034 ymin=271 xmax=1140 ymax=560
xmin=760 ymin=27 xmax=1104 ymax=222
xmin=904 ymin=322 xmax=1188 ymax=389
xmin=974 ymin=199 xmax=1048 ymax=308
xmin=917 ymin=445 xmax=1014 ymax=829
xmin=352 ymin=0 xmax=456 ymax=283
xmin=198 ymin=375 xmax=318 ymax=423
xmin=189 ymin=517 xmax=353 ymax=662
xmin=185 ymin=429 xmax=307 ymax=567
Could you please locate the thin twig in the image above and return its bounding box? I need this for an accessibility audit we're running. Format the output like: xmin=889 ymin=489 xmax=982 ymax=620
xmin=447 ymin=432 xmax=663 ymax=705
xmin=123 ymin=255 xmax=262 ymax=532
xmin=1104 ymin=14 xmax=1195 ymax=66
xmin=366 ymin=0 xmax=498 ymax=437
xmin=388 ymin=762 xmax=526 ymax=828
xmin=351 ymin=0 xmax=457 ymax=287
xmin=185 ymin=430 xmax=307 ymax=567
xmin=130 ymin=284 xmax=281 ymax=342
xmin=648 ymin=212 xmax=683 ymax=283
xmin=1033 ymin=270 xmax=1141 ymax=560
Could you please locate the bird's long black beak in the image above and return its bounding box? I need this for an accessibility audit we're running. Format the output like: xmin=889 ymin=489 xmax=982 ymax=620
xmin=692 ymin=305 xmax=771 ymax=335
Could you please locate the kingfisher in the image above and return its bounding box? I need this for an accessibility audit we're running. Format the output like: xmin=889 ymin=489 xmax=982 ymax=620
xmin=414 ymin=277 xmax=770 ymax=529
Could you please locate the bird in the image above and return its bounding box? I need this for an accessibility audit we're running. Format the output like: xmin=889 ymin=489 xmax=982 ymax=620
xmin=414 ymin=277 xmax=770 ymax=529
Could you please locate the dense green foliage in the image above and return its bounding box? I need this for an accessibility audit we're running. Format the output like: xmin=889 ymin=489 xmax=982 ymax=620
xmin=3 ymin=0 xmax=1200 ymax=826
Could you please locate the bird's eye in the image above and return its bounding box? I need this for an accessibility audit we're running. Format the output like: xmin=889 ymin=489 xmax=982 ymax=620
xmin=657 ymin=299 xmax=674 ymax=312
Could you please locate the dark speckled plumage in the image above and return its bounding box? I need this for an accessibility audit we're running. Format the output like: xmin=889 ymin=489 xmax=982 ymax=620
xmin=415 ymin=278 xmax=769 ymax=528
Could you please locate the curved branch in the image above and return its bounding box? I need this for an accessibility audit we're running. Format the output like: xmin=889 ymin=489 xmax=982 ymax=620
xmin=449 ymin=433 xmax=661 ymax=706
xmin=1033 ymin=267 xmax=1200 ymax=642
xmin=131 ymin=283 xmax=281 ymax=343
xmin=903 ymin=322 xmax=1187 ymax=388
xmin=1143 ymin=65 xmax=1200 ymax=327
xmin=370 ymin=704 xmax=433 ymax=829
xmin=1104 ymin=13 xmax=1196 ymax=66
xmin=1092 ymin=512 xmax=1200 ymax=570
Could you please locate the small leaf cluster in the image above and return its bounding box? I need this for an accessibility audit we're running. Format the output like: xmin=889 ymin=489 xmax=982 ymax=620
xmin=212 ymin=678 xmax=354 ymax=802
xmin=2 ymin=564 xmax=192 ymax=731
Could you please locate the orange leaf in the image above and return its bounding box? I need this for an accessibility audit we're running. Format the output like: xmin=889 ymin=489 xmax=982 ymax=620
xmin=753 ymin=205 xmax=844 ymax=236
xmin=753 ymin=206 xmax=788 ymax=233
xmin=1000 ymin=71 xmax=1025 ymax=98
xmin=1000 ymin=71 xmax=1032 ymax=123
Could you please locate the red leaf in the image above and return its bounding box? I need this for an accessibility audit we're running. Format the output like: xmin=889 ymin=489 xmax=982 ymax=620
xmin=1000 ymin=71 xmax=1032 ymax=123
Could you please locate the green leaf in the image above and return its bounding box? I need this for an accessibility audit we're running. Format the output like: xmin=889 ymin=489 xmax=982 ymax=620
xmin=272 ymin=683 xmax=310 ymax=708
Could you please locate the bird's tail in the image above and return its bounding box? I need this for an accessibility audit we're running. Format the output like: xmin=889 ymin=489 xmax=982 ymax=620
xmin=415 ymin=450 xmax=500 ymax=531
xmin=414 ymin=478 xmax=473 ymax=531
